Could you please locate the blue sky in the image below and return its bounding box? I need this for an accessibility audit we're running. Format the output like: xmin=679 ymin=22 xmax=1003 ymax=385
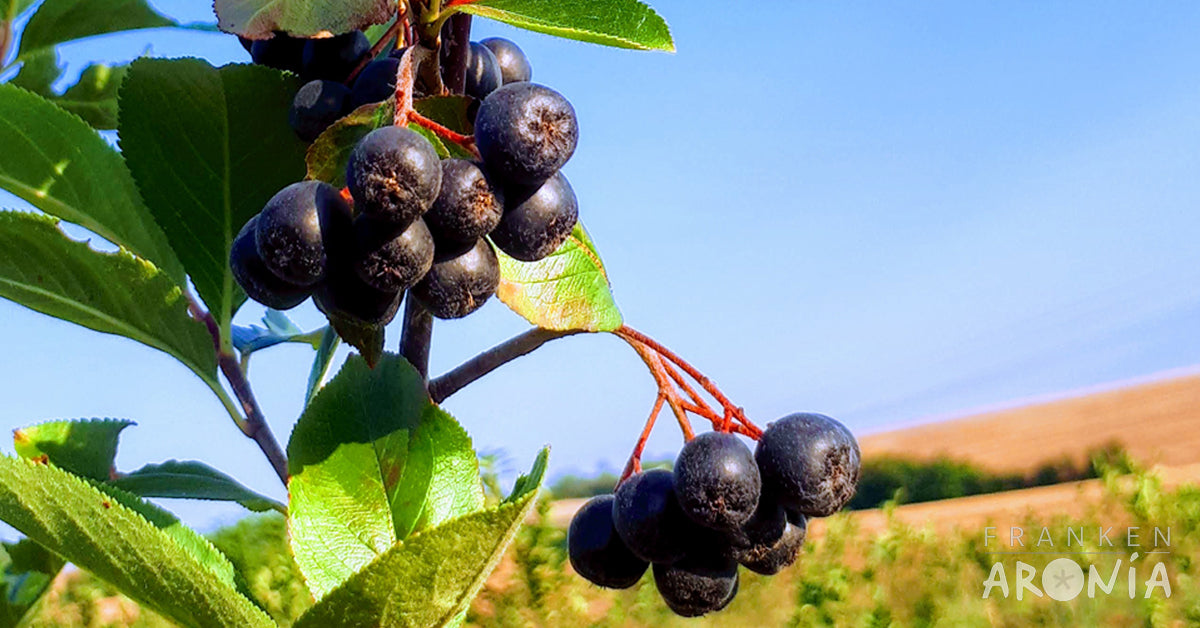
xmin=1 ymin=1 xmax=1199 ymax=531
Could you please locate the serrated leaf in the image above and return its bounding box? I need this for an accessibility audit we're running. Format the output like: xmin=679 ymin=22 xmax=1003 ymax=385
xmin=13 ymin=418 xmax=133 ymax=481
xmin=119 ymin=58 xmax=309 ymax=333
xmin=457 ymin=0 xmax=674 ymax=52
xmin=287 ymin=354 xmax=484 ymax=599
xmin=304 ymin=326 xmax=339 ymax=405
xmin=307 ymin=96 xmax=475 ymax=186
xmin=15 ymin=0 xmax=193 ymax=60
xmin=496 ymin=220 xmax=622 ymax=331
xmin=215 ymin=0 xmax=392 ymax=39
xmin=293 ymin=448 xmax=547 ymax=628
xmin=0 ymin=539 xmax=64 ymax=628
xmin=0 ymin=83 xmax=184 ymax=284
xmin=112 ymin=460 xmax=286 ymax=514
xmin=0 ymin=212 xmax=218 ymax=388
xmin=0 ymin=457 xmax=274 ymax=628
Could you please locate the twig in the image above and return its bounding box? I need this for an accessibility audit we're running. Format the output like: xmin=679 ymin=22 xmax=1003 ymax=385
xmin=429 ymin=328 xmax=581 ymax=403
xmin=187 ymin=295 xmax=289 ymax=485
xmin=440 ymin=13 xmax=473 ymax=94
xmin=399 ymin=296 xmax=433 ymax=383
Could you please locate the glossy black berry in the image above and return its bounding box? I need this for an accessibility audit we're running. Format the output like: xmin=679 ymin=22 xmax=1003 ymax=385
xmin=250 ymin=33 xmax=305 ymax=73
xmin=475 ymin=82 xmax=578 ymax=186
xmin=612 ymin=469 xmax=696 ymax=565
xmin=314 ymin=271 xmax=402 ymax=326
xmin=238 ymin=36 xmax=254 ymax=53
xmin=653 ymin=550 xmax=739 ymax=617
xmin=346 ymin=126 xmax=442 ymax=229
xmin=255 ymin=181 xmax=349 ymax=286
xmin=412 ymin=238 xmax=500 ymax=319
xmin=350 ymin=58 xmax=400 ymax=108
xmin=736 ymin=517 xmax=806 ymax=575
xmin=354 ymin=217 xmax=435 ymax=293
xmin=301 ymin=31 xmax=370 ymax=81
xmin=755 ymin=413 xmax=861 ymax=517
xmin=290 ymin=80 xmax=351 ymax=142
xmin=673 ymin=432 xmax=761 ymax=531
xmin=463 ymin=42 xmax=502 ymax=100
xmin=490 ymin=172 xmax=578 ymax=262
xmin=426 ymin=160 xmax=504 ymax=245
xmin=568 ymin=495 xmax=649 ymax=589
xmin=480 ymin=37 xmax=532 ymax=84
xmin=230 ymin=216 xmax=310 ymax=310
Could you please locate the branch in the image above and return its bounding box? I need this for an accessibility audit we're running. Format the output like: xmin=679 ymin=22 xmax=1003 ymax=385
xmin=399 ymin=296 xmax=433 ymax=382
xmin=188 ymin=296 xmax=289 ymax=485
xmin=429 ymin=328 xmax=581 ymax=403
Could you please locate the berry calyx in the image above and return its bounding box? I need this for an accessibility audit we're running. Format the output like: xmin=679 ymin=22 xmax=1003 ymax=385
xmin=612 ymin=468 xmax=696 ymax=565
xmin=475 ymin=82 xmax=579 ymax=186
xmin=353 ymin=217 xmax=435 ymax=293
xmin=290 ymin=80 xmax=351 ymax=142
xmin=346 ymin=126 xmax=443 ymax=230
xmin=426 ymin=159 xmax=505 ymax=245
xmin=229 ymin=216 xmax=310 ymax=310
xmin=255 ymin=180 xmax=349 ymax=287
xmin=755 ymin=413 xmax=861 ymax=517
xmin=490 ymin=172 xmax=578 ymax=262
xmin=412 ymin=238 xmax=500 ymax=319
xmin=480 ymin=38 xmax=532 ymax=84
xmin=652 ymin=550 xmax=739 ymax=617
xmin=673 ymin=431 xmax=762 ymax=531
xmin=567 ymin=495 xmax=649 ymax=589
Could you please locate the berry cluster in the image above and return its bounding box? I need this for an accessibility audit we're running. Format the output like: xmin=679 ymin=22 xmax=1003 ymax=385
xmin=232 ymin=36 xmax=582 ymax=331
xmin=568 ymin=413 xmax=861 ymax=617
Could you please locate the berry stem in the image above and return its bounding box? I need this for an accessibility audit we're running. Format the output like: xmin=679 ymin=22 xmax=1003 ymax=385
xmin=626 ymin=337 xmax=695 ymax=441
xmin=440 ymin=13 xmax=473 ymax=94
xmin=345 ymin=16 xmax=405 ymax=85
xmin=409 ymin=111 xmax=479 ymax=157
xmin=618 ymin=393 xmax=664 ymax=485
xmin=428 ymin=327 xmax=581 ymax=403
xmin=186 ymin=295 xmax=289 ymax=486
xmin=392 ymin=46 xmax=418 ymax=126
xmin=399 ymin=296 xmax=433 ymax=383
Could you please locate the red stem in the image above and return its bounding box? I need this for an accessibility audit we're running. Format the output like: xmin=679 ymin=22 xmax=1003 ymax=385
xmin=618 ymin=394 xmax=664 ymax=485
xmin=409 ymin=112 xmax=480 ymax=157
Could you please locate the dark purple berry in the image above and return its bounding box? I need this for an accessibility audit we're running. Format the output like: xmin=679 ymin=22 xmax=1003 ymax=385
xmin=230 ymin=216 xmax=310 ymax=310
xmin=255 ymin=181 xmax=349 ymax=286
xmin=612 ymin=468 xmax=695 ymax=565
xmin=301 ymin=31 xmax=370 ymax=81
xmin=674 ymin=432 xmax=761 ymax=531
xmin=250 ymin=33 xmax=305 ymax=73
xmin=353 ymin=217 xmax=435 ymax=293
xmin=350 ymin=58 xmax=400 ymax=108
xmin=736 ymin=517 xmax=806 ymax=575
xmin=346 ymin=126 xmax=442 ymax=229
xmin=491 ymin=172 xmax=578 ymax=262
xmin=314 ymin=271 xmax=402 ymax=326
xmin=568 ymin=495 xmax=649 ymax=589
xmin=412 ymin=238 xmax=499 ymax=319
xmin=475 ymin=83 xmax=578 ymax=186
xmin=480 ymin=37 xmax=532 ymax=84
xmin=463 ymin=42 xmax=502 ymax=100
xmin=426 ymin=160 xmax=504 ymax=245
xmin=726 ymin=494 xmax=787 ymax=552
xmin=755 ymin=413 xmax=861 ymax=517
xmin=290 ymin=80 xmax=351 ymax=142
xmin=238 ymin=36 xmax=254 ymax=53
xmin=652 ymin=550 xmax=739 ymax=617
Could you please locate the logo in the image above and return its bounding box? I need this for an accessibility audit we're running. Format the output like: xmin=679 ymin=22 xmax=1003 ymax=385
xmin=980 ymin=526 xmax=1172 ymax=600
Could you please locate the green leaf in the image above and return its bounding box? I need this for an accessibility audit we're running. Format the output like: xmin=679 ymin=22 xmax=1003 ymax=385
xmin=112 ymin=460 xmax=286 ymax=514
xmin=232 ymin=309 xmax=322 ymax=355
xmin=2 ymin=0 xmax=37 ymax=22
xmin=15 ymin=0 xmax=189 ymax=60
xmin=0 ymin=457 xmax=274 ymax=628
xmin=307 ymin=96 xmax=474 ymax=187
xmin=9 ymin=49 xmax=60 ymax=95
xmin=292 ymin=448 xmax=548 ymax=628
xmin=0 ymin=539 xmax=64 ymax=628
xmin=0 ymin=83 xmax=184 ymax=284
xmin=496 ymin=220 xmax=622 ymax=331
xmin=0 ymin=212 xmax=218 ymax=388
xmin=119 ymin=58 xmax=309 ymax=332
xmin=55 ymin=63 xmax=128 ymax=130
xmin=287 ymin=354 xmax=484 ymax=599
xmin=304 ymin=326 xmax=340 ymax=405
xmin=457 ymin=0 xmax=674 ymax=52
xmin=13 ymin=418 xmax=133 ymax=481
xmin=215 ymin=0 xmax=392 ymax=39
